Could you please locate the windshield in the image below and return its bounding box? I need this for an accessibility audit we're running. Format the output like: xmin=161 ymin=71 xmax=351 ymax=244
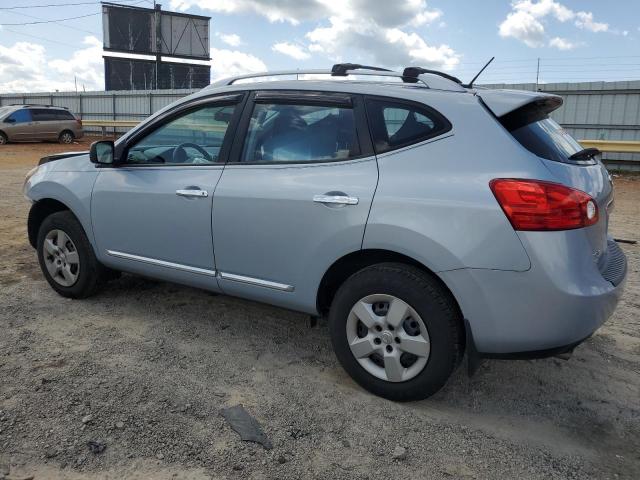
xmin=0 ymin=107 xmax=12 ymax=119
xmin=510 ymin=117 xmax=587 ymax=164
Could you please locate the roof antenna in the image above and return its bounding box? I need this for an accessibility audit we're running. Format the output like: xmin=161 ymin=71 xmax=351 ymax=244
xmin=464 ymin=56 xmax=495 ymax=88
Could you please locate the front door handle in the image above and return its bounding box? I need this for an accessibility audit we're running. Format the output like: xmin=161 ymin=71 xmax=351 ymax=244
xmin=176 ymin=189 xmax=208 ymax=198
xmin=313 ymin=194 xmax=359 ymax=205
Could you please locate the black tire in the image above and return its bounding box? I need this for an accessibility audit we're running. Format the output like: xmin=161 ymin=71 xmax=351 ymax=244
xmin=0 ymin=132 xmax=7 ymax=145
xmin=58 ymin=130 xmax=74 ymax=144
xmin=37 ymin=211 xmax=106 ymax=298
xmin=328 ymin=263 xmax=463 ymax=401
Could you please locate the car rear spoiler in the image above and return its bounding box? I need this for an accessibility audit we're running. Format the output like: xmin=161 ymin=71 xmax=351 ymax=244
xmin=475 ymin=88 xmax=563 ymax=118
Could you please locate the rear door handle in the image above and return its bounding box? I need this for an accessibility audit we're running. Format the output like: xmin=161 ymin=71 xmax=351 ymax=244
xmin=176 ymin=189 xmax=208 ymax=198
xmin=313 ymin=194 xmax=359 ymax=205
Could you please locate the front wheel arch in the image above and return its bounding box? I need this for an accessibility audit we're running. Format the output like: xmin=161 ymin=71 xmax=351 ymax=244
xmin=28 ymin=199 xmax=72 ymax=248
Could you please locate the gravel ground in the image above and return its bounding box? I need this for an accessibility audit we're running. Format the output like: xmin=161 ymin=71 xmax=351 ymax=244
xmin=1 ymin=141 xmax=639 ymax=480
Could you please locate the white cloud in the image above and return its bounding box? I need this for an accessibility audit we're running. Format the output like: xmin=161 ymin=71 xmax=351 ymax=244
xmin=210 ymin=47 xmax=266 ymax=80
xmin=574 ymin=11 xmax=608 ymax=32
xmin=173 ymin=0 xmax=458 ymax=71
xmin=548 ymin=36 xmax=580 ymax=50
xmin=499 ymin=0 xmax=609 ymax=48
xmin=0 ymin=36 xmax=103 ymax=93
xmin=216 ymin=32 xmax=243 ymax=47
xmin=272 ymin=42 xmax=310 ymax=60
xmin=170 ymin=0 xmax=328 ymax=25
xmin=49 ymin=36 xmax=104 ymax=91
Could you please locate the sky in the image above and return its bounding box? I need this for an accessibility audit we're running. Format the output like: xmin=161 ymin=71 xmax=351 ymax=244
xmin=0 ymin=0 xmax=639 ymax=93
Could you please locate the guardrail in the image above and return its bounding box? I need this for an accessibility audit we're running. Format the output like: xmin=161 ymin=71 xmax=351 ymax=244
xmin=578 ymin=140 xmax=640 ymax=153
xmin=82 ymin=120 xmax=139 ymax=136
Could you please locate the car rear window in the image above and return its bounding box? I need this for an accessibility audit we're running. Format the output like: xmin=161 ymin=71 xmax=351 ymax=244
xmin=510 ymin=117 xmax=585 ymax=163
xmin=365 ymin=98 xmax=451 ymax=154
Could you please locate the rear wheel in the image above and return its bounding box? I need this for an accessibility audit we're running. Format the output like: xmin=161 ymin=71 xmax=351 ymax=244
xmin=328 ymin=263 xmax=463 ymax=401
xmin=0 ymin=132 xmax=7 ymax=145
xmin=37 ymin=211 xmax=106 ymax=298
xmin=58 ymin=130 xmax=74 ymax=144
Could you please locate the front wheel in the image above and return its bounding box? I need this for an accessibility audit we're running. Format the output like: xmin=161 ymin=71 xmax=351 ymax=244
xmin=0 ymin=132 xmax=7 ymax=145
xmin=37 ymin=211 xmax=106 ymax=298
xmin=328 ymin=263 xmax=463 ymax=401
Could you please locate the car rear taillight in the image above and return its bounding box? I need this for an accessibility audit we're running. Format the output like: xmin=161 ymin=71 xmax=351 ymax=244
xmin=490 ymin=179 xmax=598 ymax=231
xmin=76 ymin=119 xmax=82 ymax=127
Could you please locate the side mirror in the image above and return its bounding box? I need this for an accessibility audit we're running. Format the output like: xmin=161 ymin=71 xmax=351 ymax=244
xmin=4 ymin=118 xmax=16 ymax=124
xmin=89 ymin=140 xmax=115 ymax=165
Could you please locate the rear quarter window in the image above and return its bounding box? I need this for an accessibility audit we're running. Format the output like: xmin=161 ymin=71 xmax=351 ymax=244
xmin=54 ymin=110 xmax=76 ymax=121
xmin=365 ymin=98 xmax=451 ymax=154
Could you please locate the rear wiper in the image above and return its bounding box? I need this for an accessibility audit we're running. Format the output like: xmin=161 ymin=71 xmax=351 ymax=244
xmin=569 ymin=147 xmax=600 ymax=160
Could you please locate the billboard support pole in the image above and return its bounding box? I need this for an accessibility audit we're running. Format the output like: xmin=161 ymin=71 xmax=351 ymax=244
xmin=154 ymin=3 xmax=162 ymax=90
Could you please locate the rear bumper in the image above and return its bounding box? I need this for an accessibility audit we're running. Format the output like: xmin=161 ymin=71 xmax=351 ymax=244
xmin=440 ymin=233 xmax=627 ymax=355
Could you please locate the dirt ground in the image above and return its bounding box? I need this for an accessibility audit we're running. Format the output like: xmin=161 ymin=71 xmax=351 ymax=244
xmin=0 ymin=140 xmax=638 ymax=480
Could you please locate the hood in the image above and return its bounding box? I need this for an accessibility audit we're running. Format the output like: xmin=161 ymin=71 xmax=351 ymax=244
xmin=474 ymin=88 xmax=563 ymax=118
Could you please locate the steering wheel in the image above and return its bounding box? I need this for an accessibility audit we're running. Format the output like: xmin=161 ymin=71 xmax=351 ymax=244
xmin=172 ymin=143 xmax=212 ymax=163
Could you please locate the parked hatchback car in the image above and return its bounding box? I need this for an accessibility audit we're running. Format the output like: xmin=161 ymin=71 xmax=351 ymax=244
xmin=23 ymin=65 xmax=627 ymax=401
xmin=0 ymin=104 xmax=83 ymax=145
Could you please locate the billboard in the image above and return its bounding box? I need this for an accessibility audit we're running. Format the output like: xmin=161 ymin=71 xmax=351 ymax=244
xmin=102 ymin=3 xmax=210 ymax=60
xmin=104 ymin=57 xmax=211 ymax=91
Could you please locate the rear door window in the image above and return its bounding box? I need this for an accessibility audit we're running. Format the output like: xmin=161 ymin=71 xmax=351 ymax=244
xmin=240 ymin=102 xmax=360 ymax=163
xmin=5 ymin=109 xmax=32 ymax=123
xmin=365 ymin=98 xmax=451 ymax=154
xmin=31 ymin=109 xmax=58 ymax=122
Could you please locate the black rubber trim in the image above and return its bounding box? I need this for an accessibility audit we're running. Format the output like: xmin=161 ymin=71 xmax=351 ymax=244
xmin=39 ymin=151 xmax=88 ymax=166
xmin=479 ymin=335 xmax=591 ymax=360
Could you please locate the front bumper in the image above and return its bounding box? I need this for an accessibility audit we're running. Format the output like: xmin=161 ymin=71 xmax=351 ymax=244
xmin=440 ymin=233 xmax=627 ymax=356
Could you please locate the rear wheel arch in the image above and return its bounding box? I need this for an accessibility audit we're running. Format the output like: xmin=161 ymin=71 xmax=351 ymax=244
xmin=28 ymin=199 xmax=72 ymax=248
xmin=317 ymin=249 xmax=464 ymax=323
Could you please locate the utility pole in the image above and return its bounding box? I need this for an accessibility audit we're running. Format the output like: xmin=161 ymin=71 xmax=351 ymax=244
xmin=154 ymin=2 xmax=162 ymax=90
xmin=535 ymin=57 xmax=540 ymax=91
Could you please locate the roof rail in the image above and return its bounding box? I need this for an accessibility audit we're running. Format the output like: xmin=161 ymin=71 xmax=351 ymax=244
xmin=210 ymin=65 xmax=466 ymax=92
xmin=211 ymin=68 xmax=410 ymax=87
xmin=8 ymin=104 xmax=68 ymax=109
xmin=402 ymin=67 xmax=461 ymax=85
xmin=331 ymin=63 xmax=393 ymax=76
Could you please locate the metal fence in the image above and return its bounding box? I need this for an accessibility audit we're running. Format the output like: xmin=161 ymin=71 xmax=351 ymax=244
xmin=2 ymin=80 xmax=640 ymax=170
xmin=0 ymin=89 xmax=198 ymax=136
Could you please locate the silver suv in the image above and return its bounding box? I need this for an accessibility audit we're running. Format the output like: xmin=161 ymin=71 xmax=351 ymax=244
xmin=0 ymin=105 xmax=83 ymax=145
xmin=23 ymin=65 xmax=627 ymax=401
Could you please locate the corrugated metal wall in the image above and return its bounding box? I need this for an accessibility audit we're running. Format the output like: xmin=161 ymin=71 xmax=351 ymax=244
xmin=2 ymin=81 xmax=639 ymax=169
